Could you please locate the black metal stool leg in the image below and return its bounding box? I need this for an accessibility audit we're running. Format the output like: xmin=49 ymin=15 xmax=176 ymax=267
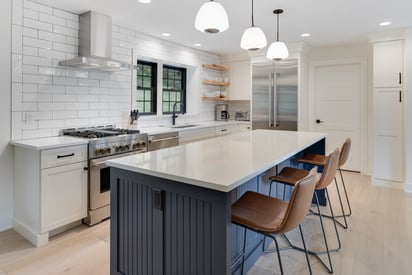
xmin=299 ymin=224 xmax=313 ymax=275
xmin=339 ymin=168 xmax=352 ymax=216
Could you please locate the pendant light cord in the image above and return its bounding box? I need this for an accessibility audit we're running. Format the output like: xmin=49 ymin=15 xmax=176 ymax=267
xmin=276 ymin=12 xmax=280 ymax=41
xmin=251 ymin=0 xmax=255 ymax=26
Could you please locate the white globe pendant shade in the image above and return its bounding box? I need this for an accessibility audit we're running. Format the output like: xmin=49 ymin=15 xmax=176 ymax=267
xmin=195 ymin=1 xmax=229 ymax=34
xmin=266 ymin=41 xmax=289 ymax=60
xmin=240 ymin=26 xmax=267 ymax=51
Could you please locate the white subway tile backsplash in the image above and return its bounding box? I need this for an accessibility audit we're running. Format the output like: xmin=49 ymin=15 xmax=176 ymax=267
xmin=65 ymin=19 xmax=79 ymax=30
xmin=78 ymin=79 xmax=99 ymax=87
xmin=23 ymin=74 xmax=52 ymax=84
xmin=21 ymin=102 xmax=39 ymax=111
xmin=38 ymin=66 xmax=66 ymax=76
xmin=39 ymin=30 xmax=65 ymax=43
xmin=89 ymin=102 xmax=109 ymax=110
xmin=78 ymin=110 xmax=98 ymax=118
xmin=22 ymin=129 xmax=53 ymax=139
xmin=23 ymin=46 xmax=38 ymax=56
xmin=53 ymin=42 xmax=77 ymax=53
xmin=23 ymin=55 xmax=52 ymax=66
xmin=23 ymin=36 xmax=52 ymax=49
xmin=22 ymin=27 xmax=38 ymax=38
xmin=88 ymin=71 xmax=110 ymax=80
xmin=39 ymin=13 xmax=66 ymax=26
xmin=22 ymin=83 xmax=38 ymax=93
xmin=78 ymin=95 xmax=99 ymax=102
xmin=100 ymin=80 xmax=119 ymax=88
xmin=23 ymin=18 xmax=52 ymax=32
xmin=53 ymin=111 xmax=77 ymax=119
xmin=24 ymin=111 xmax=52 ymax=120
xmin=12 ymin=83 xmax=23 ymax=111
xmin=23 ymin=8 xmax=38 ymax=20
xmin=53 ymin=94 xmax=78 ymax=102
xmin=39 ymin=48 xmax=66 ymax=59
xmin=22 ymin=120 xmax=38 ymax=130
xmin=89 ymin=87 xmax=109 ymax=95
xmin=23 ymin=93 xmax=52 ymax=102
xmin=38 ymin=102 xmax=65 ymax=111
xmin=12 ymin=112 xmax=23 ymax=140
xmin=65 ymin=69 xmax=88 ymax=79
xmin=53 ymin=76 xmax=78 ymax=86
xmin=12 ymin=25 xmax=23 ymax=54
xmin=65 ymin=36 xmax=78 ymax=46
xmin=66 ymin=119 xmax=88 ymax=127
xmin=66 ymin=102 xmax=89 ymax=110
xmin=53 ymin=9 xmax=78 ymax=21
xmin=53 ymin=25 xmax=77 ymax=37
xmin=39 ymin=119 xmax=65 ymax=129
xmin=38 ymin=84 xmax=65 ymax=93
xmin=24 ymin=0 xmax=52 ymax=14
xmin=66 ymin=86 xmax=89 ymax=94
xmin=22 ymin=65 xmax=38 ymax=74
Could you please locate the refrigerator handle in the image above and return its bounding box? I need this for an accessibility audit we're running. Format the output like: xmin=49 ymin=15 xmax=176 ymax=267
xmin=268 ymin=73 xmax=273 ymax=127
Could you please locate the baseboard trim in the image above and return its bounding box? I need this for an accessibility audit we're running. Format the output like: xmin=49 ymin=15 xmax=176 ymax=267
xmin=372 ymin=177 xmax=405 ymax=189
xmin=404 ymin=182 xmax=412 ymax=193
xmin=12 ymin=218 xmax=48 ymax=247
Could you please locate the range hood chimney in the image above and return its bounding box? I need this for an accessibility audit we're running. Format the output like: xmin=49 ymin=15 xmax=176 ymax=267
xmin=59 ymin=11 xmax=133 ymax=72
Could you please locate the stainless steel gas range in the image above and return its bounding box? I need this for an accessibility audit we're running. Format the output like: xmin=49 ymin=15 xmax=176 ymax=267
xmin=62 ymin=126 xmax=148 ymax=225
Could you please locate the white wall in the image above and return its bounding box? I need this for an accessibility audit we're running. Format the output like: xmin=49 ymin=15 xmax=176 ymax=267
xmin=308 ymin=43 xmax=374 ymax=174
xmin=405 ymin=29 xmax=412 ymax=192
xmin=0 ymin=0 xmax=13 ymax=231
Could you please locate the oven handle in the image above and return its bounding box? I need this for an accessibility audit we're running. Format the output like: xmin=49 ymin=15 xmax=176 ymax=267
xmin=149 ymin=136 xmax=179 ymax=143
xmin=91 ymin=161 xmax=107 ymax=167
xmin=90 ymin=151 xmax=144 ymax=168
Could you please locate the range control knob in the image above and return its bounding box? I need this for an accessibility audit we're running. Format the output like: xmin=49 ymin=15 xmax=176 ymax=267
xmin=115 ymin=146 xmax=121 ymax=152
xmin=95 ymin=149 xmax=100 ymax=156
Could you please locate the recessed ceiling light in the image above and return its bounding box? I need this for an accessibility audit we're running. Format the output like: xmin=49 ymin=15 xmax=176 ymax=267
xmin=138 ymin=0 xmax=151 ymax=3
xmin=161 ymin=33 xmax=171 ymax=37
xmin=301 ymin=33 xmax=311 ymax=37
xmin=193 ymin=43 xmax=202 ymax=47
xmin=379 ymin=21 xmax=392 ymax=26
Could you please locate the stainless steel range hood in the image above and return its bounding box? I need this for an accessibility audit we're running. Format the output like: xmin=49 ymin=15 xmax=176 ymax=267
xmin=59 ymin=11 xmax=133 ymax=72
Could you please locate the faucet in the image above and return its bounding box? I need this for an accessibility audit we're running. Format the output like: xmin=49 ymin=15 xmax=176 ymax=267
xmin=172 ymin=102 xmax=185 ymax=125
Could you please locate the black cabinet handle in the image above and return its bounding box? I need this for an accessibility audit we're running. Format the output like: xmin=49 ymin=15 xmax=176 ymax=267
xmin=399 ymin=90 xmax=402 ymax=102
xmin=152 ymin=188 xmax=164 ymax=211
xmin=399 ymin=72 xmax=402 ymax=84
xmin=316 ymin=119 xmax=323 ymax=124
xmin=57 ymin=153 xmax=75 ymax=159
xmin=83 ymin=167 xmax=88 ymax=171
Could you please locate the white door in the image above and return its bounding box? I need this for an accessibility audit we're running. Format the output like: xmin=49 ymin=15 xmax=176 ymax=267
xmin=310 ymin=60 xmax=365 ymax=171
xmin=374 ymin=88 xmax=403 ymax=181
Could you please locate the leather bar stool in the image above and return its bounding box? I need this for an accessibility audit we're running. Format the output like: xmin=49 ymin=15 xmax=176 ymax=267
xmin=269 ymin=149 xmax=340 ymax=274
xmin=232 ymin=168 xmax=318 ymax=275
xmin=298 ymin=138 xmax=352 ymax=229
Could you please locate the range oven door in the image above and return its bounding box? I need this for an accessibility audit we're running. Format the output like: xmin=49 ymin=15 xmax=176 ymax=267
xmin=89 ymin=151 xmax=140 ymax=211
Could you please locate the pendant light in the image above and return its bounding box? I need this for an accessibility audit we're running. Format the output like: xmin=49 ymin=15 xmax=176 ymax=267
xmin=195 ymin=0 xmax=229 ymax=34
xmin=266 ymin=9 xmax=289 ymax=60
xmin=240 ymin=0 xmax=267 ymax=51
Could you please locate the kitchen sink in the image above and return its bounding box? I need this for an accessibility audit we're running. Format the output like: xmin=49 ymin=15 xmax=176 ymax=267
xmin=169 ymin=124 xmax=200 ymax=129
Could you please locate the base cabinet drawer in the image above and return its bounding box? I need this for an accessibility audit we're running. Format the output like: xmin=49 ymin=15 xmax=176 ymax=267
xmin=41 ymin=161 xmax=88 ymax=232
xmin=41 ymin=145 xmax=87 ymax=169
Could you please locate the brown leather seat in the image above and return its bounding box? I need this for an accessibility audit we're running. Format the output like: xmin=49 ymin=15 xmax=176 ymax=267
xmin=269 ymin=148 xmax=340 ymax=274
xmin=232 ymin=167 xmax=318 ymax=275
xmin=299 ymin=138 xmax=352 ymax=223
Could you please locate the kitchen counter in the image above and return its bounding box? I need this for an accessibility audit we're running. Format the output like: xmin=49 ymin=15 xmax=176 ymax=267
xmin=108 ymin=129 xmax=326 ymax=275
xmin=107 ymin=130 xmax=325 ymax=192
xmin=138 ymin=120 xmax=243 ymax=135
xmin=10 ymin=136 xmax=89 ymax=150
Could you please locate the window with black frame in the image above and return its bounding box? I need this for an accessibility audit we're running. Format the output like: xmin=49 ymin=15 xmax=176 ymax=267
xmin=136 ymin=60 xmax=157 ymax=115
xmin=162 ymin=65 xmax=186 ymax=114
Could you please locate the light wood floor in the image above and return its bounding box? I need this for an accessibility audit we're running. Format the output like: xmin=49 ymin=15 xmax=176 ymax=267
xmin=0 ymin=172 xmax=411 ymax=275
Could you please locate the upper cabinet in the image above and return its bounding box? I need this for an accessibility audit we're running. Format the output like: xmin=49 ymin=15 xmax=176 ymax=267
xmin=373 ymin=40 xmax=403 ymax=88
xmin=224 ymin=60 xmax=251 ymax=100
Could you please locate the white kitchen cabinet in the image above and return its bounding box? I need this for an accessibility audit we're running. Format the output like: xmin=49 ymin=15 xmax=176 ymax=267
xmin=237 ymin=123 xmax=251 ymax=132
xmin=373 ymin=40 xmax=403 ymax=88
xmin=215 ymin=124 xmax=239 ymax=136
xmin=224 ymin=60 xmax=251 ymax=100
xmin=13 ymin=144 xmax=88 ymax=247
xmin=373 ymin=40 xmax=404 ymax=183
xmin=179 ymin=127 xmax=216 ymax=144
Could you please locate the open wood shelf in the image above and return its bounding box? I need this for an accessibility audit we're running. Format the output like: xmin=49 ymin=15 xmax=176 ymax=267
xmin=202 ymin=64 xmax=229 ymax=71
xmin=202 ymin=97 xmax=228 ymax=101
xmin=202 ymin=80 xmax=230 ymax=86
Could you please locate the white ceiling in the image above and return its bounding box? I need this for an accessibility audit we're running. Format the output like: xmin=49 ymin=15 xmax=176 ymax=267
xmin=32 ymin=0 xmax=412 ymax=55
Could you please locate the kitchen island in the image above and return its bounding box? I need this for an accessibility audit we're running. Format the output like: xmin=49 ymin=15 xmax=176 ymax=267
xmin=107 ymin=130 xmax=326 ymax=275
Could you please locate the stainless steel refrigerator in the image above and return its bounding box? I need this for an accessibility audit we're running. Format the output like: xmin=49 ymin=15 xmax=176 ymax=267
xmin=252 ymin=59 xmax=298 ymax=131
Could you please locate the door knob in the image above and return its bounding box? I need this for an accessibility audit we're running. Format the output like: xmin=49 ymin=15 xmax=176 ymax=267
xmin=316 ymin=119 xmax=323 ymax=124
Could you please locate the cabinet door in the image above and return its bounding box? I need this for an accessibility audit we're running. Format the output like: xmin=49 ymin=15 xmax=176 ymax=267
xmin=215 ymin=124 xmax=238 ymax=136
xmin=373 ymin=40 xmax=403 ymax=88
xmin=41 ymin=161 xmax=88 ymax=232
xmin=227 ymin=60 xmax=251 ymax=100
xmin=374 ymin=88 xmax=403 ymax=181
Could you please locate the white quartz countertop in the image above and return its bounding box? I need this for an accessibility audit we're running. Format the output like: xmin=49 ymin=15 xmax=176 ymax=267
xmin=106 ymin=130 xmax=326 ymax=192
xmin=10 ymin=136 xmax=89 ymax=150
xmin=138 ymin=120 xmax=243 ymax=135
